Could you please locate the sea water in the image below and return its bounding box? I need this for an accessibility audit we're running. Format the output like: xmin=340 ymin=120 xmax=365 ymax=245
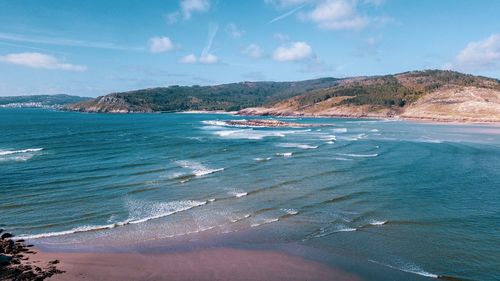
xmin=0 ymin=108 xmax=499 ymax=280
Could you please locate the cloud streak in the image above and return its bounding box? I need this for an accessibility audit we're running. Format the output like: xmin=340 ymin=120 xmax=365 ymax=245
xmin=268 ymin=4 xmax=307 ymax=24
xmin=0 ymin=32 xmax=143 ymax=51
xmin=0 ymin=52 xmax=87 ymax=71
xmin=179 ymin=23 xmax=219 ymax=64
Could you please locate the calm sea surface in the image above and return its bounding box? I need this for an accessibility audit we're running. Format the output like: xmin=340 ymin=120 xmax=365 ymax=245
xmin=1 ymin=108 xmax=499 ymax=280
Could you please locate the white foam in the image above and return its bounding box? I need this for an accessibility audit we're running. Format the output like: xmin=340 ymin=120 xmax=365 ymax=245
xmin=229 ymin=191 xmax=248 ymax=198
xmin=336 ymin=227 xmax=357 ymax=232
xmin=276 ymin=152 xmax=293 ymax=157
xmin=251 ymin=218 xmax=279 ymax=228
xmin=18 ymin=199 xmax=208 ymax=240
xmin=230 ymin=214 xmax=251 ymax=223
xmin=176 ymin=160 xmax=224 ymax=177
xmin=214 ymin=129 xmax=287 ymax=140
xmin=281 ymin=208 xmax=299 ymax=215
xmin=326 ymin=141 xmax=334 ymax=144
xmin=368 ymin=259 xmax=438 ymax=278
xmin=338 ymin=153 xmax=378 ymax=158
xmin=125 ymin=199 xmax=207 ymax=225
xmin=369 ymin=220 xmax=387 ymax=226
xmin=254 ymin=157 xmax=272 ymax=161
xmin=277 ymin=143 xmax=318 ymax=149
xmin=0 ymin=148 xmax=43 ymax=156
xmin=331 ymin=128 xmax=347 ymax=133
xmin=370 ymin=129 xmax=379 ymax=132
xmin=201 ymin=120 xmax=227 ymax=126
xmin=332 ymin=157 xmax=352 ymax=161
xmin=0 ymin=148 xmax=43 ymax=161
xmin=16 ymin=224 xmax=117 ymax=240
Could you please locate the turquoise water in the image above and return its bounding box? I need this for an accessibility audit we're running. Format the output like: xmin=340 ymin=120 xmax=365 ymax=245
xmin=1 ymin=108 xmax=499 ymax=280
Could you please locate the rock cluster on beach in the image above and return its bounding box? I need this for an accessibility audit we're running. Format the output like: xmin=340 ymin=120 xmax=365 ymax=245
xmin=0 ymin=229 xmax=63 ymax=281
xmin=226 ymin=119 xmax=325 ymax=127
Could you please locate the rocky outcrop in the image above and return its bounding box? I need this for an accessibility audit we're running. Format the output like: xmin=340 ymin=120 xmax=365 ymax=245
xmin=64 ymin=94 xmax=153 ymax=113
xmin=0 ymin=229 xmax=64 ymax=280
xmin=239 ymin=86 xmax=500 ymax=123
xmin=224 ymin=119 xmax=328 ymax=127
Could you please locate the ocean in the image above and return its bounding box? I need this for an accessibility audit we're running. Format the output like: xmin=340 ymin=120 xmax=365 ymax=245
xmin=0 ymin=108 xmax=499 ymax=280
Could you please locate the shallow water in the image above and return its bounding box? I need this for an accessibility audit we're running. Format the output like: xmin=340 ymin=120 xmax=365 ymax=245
xmin=1 ymin=108 xmax=499 ymax=280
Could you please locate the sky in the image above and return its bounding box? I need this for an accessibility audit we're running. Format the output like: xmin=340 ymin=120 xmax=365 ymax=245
xmin=0 ymin=0 xmax=499 ymax=97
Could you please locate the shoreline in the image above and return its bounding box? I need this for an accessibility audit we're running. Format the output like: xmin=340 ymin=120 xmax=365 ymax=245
xmin=234 ymin=111 xmax=500 ymax=125
xmin=35 ymin=247 xmax=361 ymax=281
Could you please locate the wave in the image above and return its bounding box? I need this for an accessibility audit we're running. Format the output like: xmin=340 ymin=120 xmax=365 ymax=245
xmin=201 ymin=120 xmax=228 ymax=126
xmin=369 ymin=220 xmax=388 ymax=226
xmin=331 ymin=128 xmax=347 ymax=133
xmin=277 ymin=143 xmax=318 ymax=149
xmin=229 ymin=190 xmax=248 ymax=198
xmin=230 ymin=214 xmax=251 ymax=223
xmin=306 ymin=225 xmax=357 ymax=240
xmin=18 ymin=199 xmax=207 ymax=240
xmin=214 ymin=129 xmax=286 ymax=140
xmin=176 ymin=160 xmax=224 ymax=177
xmin=0 ymin=148 xmax=43 ymax=156
xmin=281 ymin=208 xmax=299 ymax=215
xmin=251 ymin=218 xmax=280 ymax=228
xmin=368 ymin=259 xmax=438 ymax=279
xmin=276 ymin=152 xmax=293 ymax=157
xmin=332 ymin=157 xmax=352 ymax=161
xmin=254 ymin=157 xmax=272 ymax=161
xmin=338 ymin=153 xmax=378 ymax=158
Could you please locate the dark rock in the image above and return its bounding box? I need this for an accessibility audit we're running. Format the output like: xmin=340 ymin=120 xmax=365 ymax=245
xmin=1 ymin=233 xmax=13 ymax=239
xmin=0 ymin=254 xmax=12 ymax=266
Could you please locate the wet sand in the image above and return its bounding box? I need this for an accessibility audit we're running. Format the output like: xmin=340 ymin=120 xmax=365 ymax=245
xmin=37 ymin=248 xmax=361 ymax=281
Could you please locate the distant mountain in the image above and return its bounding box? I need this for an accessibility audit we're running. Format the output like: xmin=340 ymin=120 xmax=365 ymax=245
xmin=0 ymin=94 xmax=92 ymax=108
xmin=64 ymin=78 xmax=340 ymax=113
xmin=65 ymin=70 xmax=500 ymax=122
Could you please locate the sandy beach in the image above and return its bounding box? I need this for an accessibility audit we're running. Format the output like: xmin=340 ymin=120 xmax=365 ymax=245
xmin=36 ymin=248 xmax=360 ymax=281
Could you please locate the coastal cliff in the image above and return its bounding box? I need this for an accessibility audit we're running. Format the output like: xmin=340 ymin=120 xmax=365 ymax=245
xmin=65 ymin=70 xmax=500 ymax=122
xmin=239 ymin=70 xmax=500 ymax=123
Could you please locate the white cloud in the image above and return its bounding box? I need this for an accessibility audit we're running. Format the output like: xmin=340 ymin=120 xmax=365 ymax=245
xmin=300 ymin=0 xmax=369 ymax=30
xmin=149 ymin=37 xmax=174 ymax=53
xmin=199 ymin=54 xmax=218 ymax=64
xmin=273 ymin=41 xmax=313 ymax=61
xmin=0 ymin=52 xmax=87 ymax=71
xmin=226 ymin=23 xmax=244 ymax=38
xmin=242 ymin=44 xmax=265 ymax=59
xmin=448 ymin=34 xmax=500 ymax=70
xmin=179 ymin=54 xmax=198 ymax=64
xmin=181 ymin=0 xmax=210 ymax=20
xmin=179 ymin=53 xmax=218 ymax=64
xmin=179 ymin=23 xmax=219 ymax=65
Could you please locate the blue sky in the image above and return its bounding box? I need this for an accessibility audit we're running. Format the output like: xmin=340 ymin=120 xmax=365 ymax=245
xmin=0 ymin=0 xmax=499 ymax=97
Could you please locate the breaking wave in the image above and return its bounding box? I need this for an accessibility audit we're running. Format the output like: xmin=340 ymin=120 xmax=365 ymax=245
xmin=176 ymin=160 xmax=224 ymax=177
xmin=277 ymin=143 xmax=318 ymax=149
xmin=17 ymin=199 xmax=207 ymax=240
xmin=0 ymin=148 xmax=43 ymax=162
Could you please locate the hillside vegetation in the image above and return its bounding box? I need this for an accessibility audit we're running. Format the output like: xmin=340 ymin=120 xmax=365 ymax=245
xmin=66 ymin=70 xmax=500 ymax=122
xmin=66 ymin=78 xmax=339 ymax=113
